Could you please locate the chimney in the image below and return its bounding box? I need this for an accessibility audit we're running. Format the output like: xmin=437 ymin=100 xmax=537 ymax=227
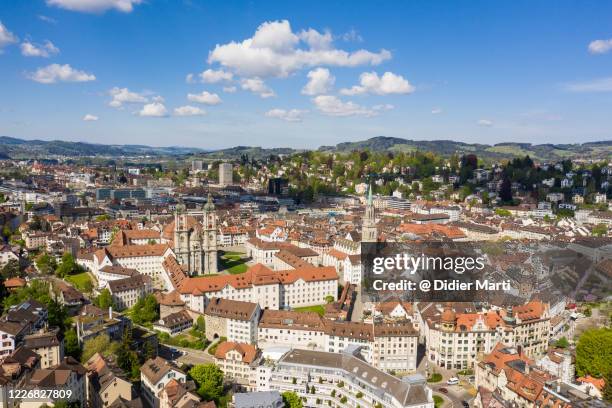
xmin=109 ymin=306 xmax=112 ymax=319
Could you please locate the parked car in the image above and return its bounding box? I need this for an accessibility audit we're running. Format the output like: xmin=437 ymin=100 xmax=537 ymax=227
xmin=438 ymin=387 xmax=448 ymax=394
xmin=447 ymin=377 xmax=459 ymax=385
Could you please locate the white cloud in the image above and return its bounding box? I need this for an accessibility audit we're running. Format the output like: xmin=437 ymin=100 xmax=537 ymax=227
xmin=588 ymin=39 xmax=612 ymax=54
xmin=21 ymin=40 xmax=60 ymax=57
xmin=223 ymin=86 xmax=237 ymax=93
xmin=265 ymin=108 xmax=307 ymax=122
xmin=340 ymin=71 xmax=414 ymax=95
xmin=431 ymin=108 xmax=443 ymax=114
xmin=82 ymin=114 xmax=98 ymax=121
xmin=477 ymin=119 xmax=493 ymax=127
xmin=312 ymin=95 xmax=376 ymax=117
xmin=38 ymin=15 xmax=58 ymax=24
xmin=138 ymin=102 xmax=167 ymax=117
xmin=0 ymin=22 xmax=18 ymax=53
xmin=108 ymin=87 xmax=148 ymax=108
xmin=241 ymin=78 xmax=275 ymax=98
xmin=302 ymin=68 xmax=335 ymax=95
xmin=199 ymin=68 xmax=233 ymax=83
xmin=564 ymin=77 xmax=612 ymax=92
xmin=341 ymin=29 xmax=363 ymax=43
xmin=46 ymin=0 xmax=142 ymax=13
xmin=174 ymin=105 xmax=206 ymax=116
xmin=298 ymin=28 xmax=333 ymax=50
xmin=185 ymin=73 xmax=195 ymax=84
xmin=207 ymin=19 xmax=391 ymax=78
xmin=28 ymin=63 xmax=95 ymax=84
xmin=372 ymin=104 xmax=394 ymax=111
xmin=187 ymin=91 xmax=222 ymax=105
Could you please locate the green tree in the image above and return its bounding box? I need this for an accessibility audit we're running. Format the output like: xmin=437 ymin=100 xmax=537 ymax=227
xmin=56 ymin=253 xmax=81 ymax=278
xmin=189 ymin=364 xmax=224 ymax=402
xmin=64 ymin=328 xmax=81 ymax=360
xmin=35 ymin=253 xmax=57 ymax=275
xmin=555 ymin=337 xmax=569 ymax=349
xmin=131 ymin=294 xmax=159 ymax=324
xmin=195 ymin=315 xmax=205 ymax=332
xmin=576 ymin=328 xmax=612 ymax=378
xmin=94 ymin=288 xmax=114 ymax=309
xmin=281 ymin=391 xmax=303 ymax=408
xmin=0 ymin=259 xmax=21 ymax=279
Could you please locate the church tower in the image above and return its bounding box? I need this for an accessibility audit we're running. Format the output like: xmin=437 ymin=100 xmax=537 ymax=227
xmin=362 ymin=184 xmax=377 ymax=242
xmin=173 ymin=202 xmax=191 ymax=270
xmin=202 ymin=193 xmax=218 ymax=274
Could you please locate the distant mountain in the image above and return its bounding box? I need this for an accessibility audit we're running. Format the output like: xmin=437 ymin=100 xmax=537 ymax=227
xmin=0 ymin=136 xmax=206 ymax=158
xmin=0 ymin=135 xmax=609 ymax=162
xmin=318 ymin=136 xmax=612 ymax=161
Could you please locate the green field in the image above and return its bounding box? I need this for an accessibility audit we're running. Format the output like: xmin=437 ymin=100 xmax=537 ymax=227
xmin=65 ymin=272 xmax=93 ymax=292
xmin=293 ymin=304 xmax=326 ymax=316
xmin=219 ymin=251 xmax=248 ymax=274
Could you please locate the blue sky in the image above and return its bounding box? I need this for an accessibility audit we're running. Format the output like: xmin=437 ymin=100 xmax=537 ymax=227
xmin=1 ymin=0 xmax=612 ymax=149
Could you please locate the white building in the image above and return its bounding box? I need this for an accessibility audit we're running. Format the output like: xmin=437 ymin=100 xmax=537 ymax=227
xmin=219 ymin=162 xmax=233 ymax=186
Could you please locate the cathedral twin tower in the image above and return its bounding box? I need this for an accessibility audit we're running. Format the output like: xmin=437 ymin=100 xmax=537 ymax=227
xmin=173 ymin=193 xmax=218 ymax=275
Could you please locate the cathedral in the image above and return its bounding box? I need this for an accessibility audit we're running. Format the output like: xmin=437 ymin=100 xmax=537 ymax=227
xmin=362 ymin=184 xmax=377 ymax=242
xmin=163 ymin=193 xmax=218 ymax=275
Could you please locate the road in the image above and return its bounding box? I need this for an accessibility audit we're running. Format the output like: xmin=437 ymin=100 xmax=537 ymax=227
xmin=159 ymin=344 xmax=214 ymax=366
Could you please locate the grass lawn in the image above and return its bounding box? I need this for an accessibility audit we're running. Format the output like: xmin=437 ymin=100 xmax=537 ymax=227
xmin=65 ymin=272 xmax=93 ymax=292
xmin=293 ymin=304 xmax=326 ymax=316
xmin=219 ymin=252 xmax=248 ymax=274
xmin=433 ymin=395 xmax=444 ymax=408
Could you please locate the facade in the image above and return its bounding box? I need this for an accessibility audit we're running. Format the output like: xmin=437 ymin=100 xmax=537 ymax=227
xmin=420 ymin=301 xmax=551 ymax=370
xmin=140 ymin=357 xmax=187 ymax=408
xmin=85 ymin=353 xmax=134 ymax=408
xmin=175 ymin=263 xmax=338 ymax=313
xmin=107 ymin=274 xmax=154 ymax=310
xmin=170 ymin=196 xmax=218 ymax=275
xmin=23 ymin=331 xmax=63 ymax=369
xmin=153 ymin=310 xmax=193 ymax=336
xmin=219 ymin=162 xmax=233 ymax=186
xmin=362 ymin=185 xmax=378 ymax=243
xmin=204 ymin=298 xmax=260 ymax=343
xmin=214 ymin=342 xmax=261 ymax=391
xmin=257 ymin=348 xmax=434 ymax=408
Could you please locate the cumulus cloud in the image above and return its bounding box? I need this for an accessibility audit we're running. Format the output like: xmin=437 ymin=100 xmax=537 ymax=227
xmin=46 ymin=0 xmax=142 ymax=13
xmin=0 ymin=22 xmax=18 ymax=53
xmin=312 ymin=95 xmax=377 ymax=117
xmin=187 ymin=91 xmax=222 ymax=105
xmin=588 ymin=38 xmax=612 ymax=54
xmin=185 ymin=73 xmax=195 ymax=84
xmin=21 ymin=40 xmax=60 ymax=57
xmin=27 ymin=64 xmax=95 ymax=84
xmin=265 ymin=108 xmax=307 ymax=122
xmin=207 ymin=20 xmax=391 ymax=78
xmin=241 ymin=78 xmax=275 ymax=98
xmin=564 ymin=77 xmax=612 ymax=92
xmin=223 ymin=86 xmax=237 ymax=93
xmin=174 ymin=105 xmax=206 ymax=116
xmin=340 ymin=71 xmax=414 ymax=95
xmin=302 ymin=68 xmax=335 ymax=95
xmin=199 ymin=68 xmax=233 ymax=83
xmin=341 ymin=29 xmax=363 ymax=43
xmin=82 ymin=114 xmax=98 ymax=121
xmin=138 ymin=102 xmax=167 ymax=117
xmin=477 ymin=119 xmax=493 ymax=127
xmin=108 ymin=87 xmax=148 ymax=108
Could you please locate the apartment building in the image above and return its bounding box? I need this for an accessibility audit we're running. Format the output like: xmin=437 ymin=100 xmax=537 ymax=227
xmin=204 ymin=297 xmax=260 ymax=344
xmin=153 ymin=310 xmax=193 ymax=336
xmin=23 ymin=331 xmax=63 ymax=369
xmin=257 ymin=348 xmax=434 ymax=408
xmin=85 ymin=353 xmax=134 ymax=408
xmin=141 ymin=357 xmax=187 ymax=408
xmin=107 ymin=274 xmax=154 ymax=310
xmin=214 ymin=342 xmax=261 ymax=391
xmin=419 ymin=301 xmax=551 ymax=370
xmin=173 ymin=263 xmax=337 ymax=312
xmin=93 ymin=244 xmax=174 ymax=289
